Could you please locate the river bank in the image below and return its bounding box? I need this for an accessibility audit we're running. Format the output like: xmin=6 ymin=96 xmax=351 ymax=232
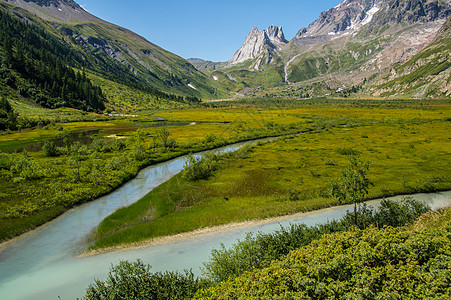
xmin=1 ymin=191 xmax=450 ymax=300
xmin=0 ymin=129 xmax=296 ymax=243
xmin=82 ymin=190 xmax=451 ymax=257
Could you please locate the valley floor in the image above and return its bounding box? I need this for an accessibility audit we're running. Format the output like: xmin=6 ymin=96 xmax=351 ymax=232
xmin=1 ymin=99 xmax=450 ymax=246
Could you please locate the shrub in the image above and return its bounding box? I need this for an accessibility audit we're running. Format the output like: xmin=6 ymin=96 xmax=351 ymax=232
xmin=84 ymin=260 xmax=211 ymax=300
xmin=113 ymin=139 xmax=127 ymax=151
xmin=335 ymin=147 xmax=361 ymax=156
xmin=90 ymin=137 xmax=112 ymax=153
xmin=42 ymin=141 xmax=59 ymax=157
xmin=196 ymin=223 xmax=451 ymax=299
xmin=183 ymin=153 xmax=219 ymax=181
xmin=203 ymin=198 xmax=431 ymax=282
xmin=0 ymin=152 xmax=12 ymax=169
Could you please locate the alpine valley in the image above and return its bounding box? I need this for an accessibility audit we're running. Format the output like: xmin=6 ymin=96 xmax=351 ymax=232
xmin=1 ymin=1 xmax=451 ymax=299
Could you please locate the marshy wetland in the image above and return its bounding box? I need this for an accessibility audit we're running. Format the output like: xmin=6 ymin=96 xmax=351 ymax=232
xmin=1 ymin=99 xmax=451 ymax=298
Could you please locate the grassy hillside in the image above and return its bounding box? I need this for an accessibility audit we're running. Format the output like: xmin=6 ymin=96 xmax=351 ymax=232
xmin=0 ymin=1 xmax=226 ymax=116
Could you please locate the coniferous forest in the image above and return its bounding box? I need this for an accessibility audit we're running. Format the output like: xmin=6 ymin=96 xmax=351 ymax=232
xmin=0 ymin=9 xmax=105 ymax=112
xmin=0 ymin=8 xmax=201 ymax=114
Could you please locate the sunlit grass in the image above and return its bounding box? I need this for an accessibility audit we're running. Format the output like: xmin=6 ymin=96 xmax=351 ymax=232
xmin=2 ymin=100 xmax=451 ymax=244
xmin=89 ymin=117 xmax=451 ymax=250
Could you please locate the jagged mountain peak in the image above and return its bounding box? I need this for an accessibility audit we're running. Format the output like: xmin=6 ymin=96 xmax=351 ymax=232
xmin=265 ymin=25 xmax=289 ymax=44
xmin=229 ymin=25 xmax=287 ymax=66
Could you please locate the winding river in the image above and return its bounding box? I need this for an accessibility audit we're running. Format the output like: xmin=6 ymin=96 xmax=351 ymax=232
xmin=0 ymin=140 xmax=450 ymax=299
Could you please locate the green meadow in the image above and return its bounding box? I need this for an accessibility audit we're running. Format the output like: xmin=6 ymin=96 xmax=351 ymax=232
xmin=1 ymin=99 xmax=450 ymax=243
xmin=87 ymin=101 xmax=451 ymax=250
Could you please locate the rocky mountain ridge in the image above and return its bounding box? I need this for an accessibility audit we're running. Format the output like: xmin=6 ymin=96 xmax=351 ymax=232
xmin=228 ymin=25 xmax=288 ymax=68
xmin=200 ymin=0 xmax=451 ymax=98
xmin=4 ymin=0 xmax=98 ymax=22
xmin=295 ymin=0 xmax=385 ymax=39
xmin=370 ymin=14 xmax=451 ymax=97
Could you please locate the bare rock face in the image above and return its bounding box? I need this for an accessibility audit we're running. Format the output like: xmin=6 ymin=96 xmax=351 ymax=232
xmin=294 ymin=0 xmax=386 ymax=39
xmin=229 ymin=25 xmax=287 ymax=65
xmin=294 ymin=0 xmax=451 ymax=41
xmin=369 ymin=0 xmax=451 ymax=27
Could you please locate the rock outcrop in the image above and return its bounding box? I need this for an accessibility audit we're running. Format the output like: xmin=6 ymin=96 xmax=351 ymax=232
xmin=294 ymin=0 xmax=386 ymax=40
xmin=229 ymin=25 xmax=288 ymax=65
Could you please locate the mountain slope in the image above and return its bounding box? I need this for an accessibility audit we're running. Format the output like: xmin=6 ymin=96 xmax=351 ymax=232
xmin=370 ymin=14 xmax=451 ymax=97
xmin=0 ymin=2 xmax=107 ymax=112
xmin=284 ymin=0 xmax=451 ymax=89
xmin=1 ymin=0 xmax=223 ymax=101
xmin=200 ymin=0 xmax=451 ymax=98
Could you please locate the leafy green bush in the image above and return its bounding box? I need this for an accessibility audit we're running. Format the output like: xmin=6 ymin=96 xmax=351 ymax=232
xmin=203 ymin=198 xmax=430 ymax=282
xmin=196 ymin=221 xmax=451 ymax=299
xmin=42 ymin=141 xmax=59 ymax=157
xmin=183 ymin=153 xmax=219 ymax=181
xmin=90 ymin=137 xmax=112 ymax=153
xmin=84 ymin=260 xmax=211 ymax=300
xmin=0 ymin=152 xmax=12 ymax=169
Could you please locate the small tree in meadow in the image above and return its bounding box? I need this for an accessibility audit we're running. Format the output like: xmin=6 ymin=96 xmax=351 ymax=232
xmin=157 ymin=127 xmax=172 ymax=149
xmin=330 ymin=156 xmax=373 ymax=225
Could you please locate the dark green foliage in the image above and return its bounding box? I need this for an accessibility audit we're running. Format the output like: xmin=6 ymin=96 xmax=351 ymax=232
xmin=84 ymin=260 xmax=211 ymax=300
xmin=42 ymin=141 xmax=59 ymax=157
xmin=0 ymin=152 xmax=13 ymax=170
xmin=196 ymin=217 xmax=451 ymax=299
xmin=0 ymin=96 xmax=17 ymax=130
xmin=203 ymin=198 xmax=430 ymax=282
xmin=183 ymin=153 xmax=219 ymax=181
xmin=0 ymin=9 xmax=105 ymax=112
xmin=90 ymin=137 xmax=112 ymax=153
xmin=329 ymin=156 xmax=373 ymax=224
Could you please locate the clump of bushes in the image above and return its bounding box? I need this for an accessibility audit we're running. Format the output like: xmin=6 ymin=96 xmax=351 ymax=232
xmin=203 ymin=197 xmax=430 ymax=282
xmin=84 ymin=260 xmax=211 ymax=300
xmin=196 ymin=220 xmax=450 ymax=299
xmin=183 ymin=153 xmax=220 ymax=181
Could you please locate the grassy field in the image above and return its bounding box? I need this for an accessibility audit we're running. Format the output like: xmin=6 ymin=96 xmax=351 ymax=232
xmin=87 ymin=102 xmax=451 ymax=250
xmin=0 ymin=106 xmax=310 ymax=241
xmin=1 ymin=99 xmax=450 ymax=244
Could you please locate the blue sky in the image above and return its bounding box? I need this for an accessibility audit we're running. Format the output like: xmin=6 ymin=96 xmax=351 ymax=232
xmin=75 ymin=0 xmax=342 ymax=62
